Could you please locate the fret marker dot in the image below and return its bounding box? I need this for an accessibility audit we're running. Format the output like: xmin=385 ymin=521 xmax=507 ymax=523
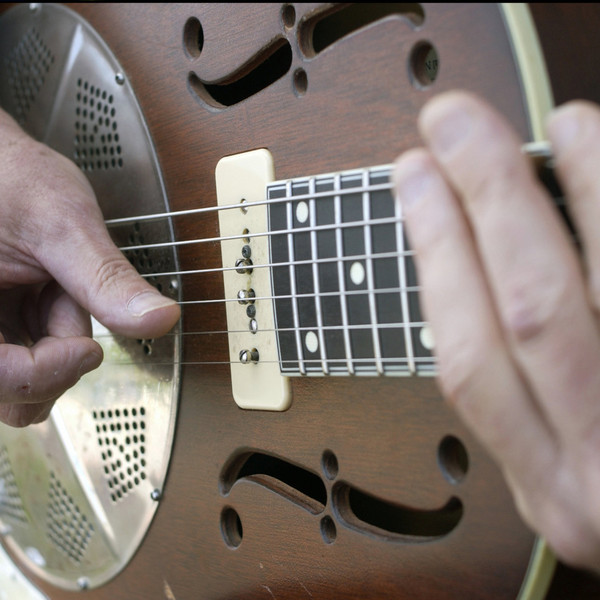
xmin=420 ymin=325 xmax=435 ymax=351
xmin=305 ymin=331 xmax=319 ymax=353
xmin=350 ymin=261 xmax=365 ymax=286
xmin=296 ymin=201 xmax=309 ymax=223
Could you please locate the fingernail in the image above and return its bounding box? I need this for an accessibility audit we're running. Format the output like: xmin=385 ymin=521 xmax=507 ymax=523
xmin=422 ymin=99 xmax=474 ymax=156
xmin=78 ymin=350 xmax=103 ymax=378
xmin=547 ymin=105 xmax=581 ymax=154
xmin=127 ymin=291 xmax=177 ymax=317
xmin=394 ymin=152 xmax=436 ymax=209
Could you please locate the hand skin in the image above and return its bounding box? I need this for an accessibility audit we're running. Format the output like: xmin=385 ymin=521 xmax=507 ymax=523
xmin=0 ymin=108 xmax=180 ymax=427
xmin=393 ymin=91 xmax=600 ymax=572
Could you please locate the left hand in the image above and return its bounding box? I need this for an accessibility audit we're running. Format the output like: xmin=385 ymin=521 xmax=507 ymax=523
xmin=393 ymin=90 xmax=600 ymax=572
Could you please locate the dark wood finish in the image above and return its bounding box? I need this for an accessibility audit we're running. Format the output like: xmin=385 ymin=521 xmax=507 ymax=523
xmin=1 ymin=2 xmax=600 ymax=598
xmin=529 ymin=3 xmax=600 ymax=108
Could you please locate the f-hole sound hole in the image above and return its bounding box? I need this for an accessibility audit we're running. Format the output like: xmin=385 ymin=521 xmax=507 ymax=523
xmin=293 ymin=68 xmax=308 ymax=97
xmin=221 ymin=507 xmax=243 ymax=549
xmin=237 ymin=453 xmax=327 ymax=507
xmin=409 ymin=40 xmax=439 ymax=88
xmin=333 ymin=482 xmax=463 ymax=541
xmin=188 ymin=39 xmax=292 ymax=108
xmin=320 ymin=515 xmax=337 ymax=544
xmin=321 ymin=449 xmax=339 ymax=480
xmin=438 ymin=435 xmax=469 ymax=484
xmin=183 ymin=17 xmax=204 ymax=59
xmin=302 ymin=3 xmax=425 ymax=57
xmin=281 ymin=4 xmax=296 ymax=29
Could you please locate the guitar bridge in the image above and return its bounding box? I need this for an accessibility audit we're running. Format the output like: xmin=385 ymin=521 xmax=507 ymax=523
xmin=216 ymin=149 xmax=291 ymax=411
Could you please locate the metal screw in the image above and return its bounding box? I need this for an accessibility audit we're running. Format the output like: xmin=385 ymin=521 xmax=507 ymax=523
xmin=237 ymin=288 xmax=255 ymax=304
xmin=235 ymin=258 xmax=253 ymax=274
xmin=151 ymin=489 xmax=162 ymax=501
xmin=246 ymin=304 xmax=256 ymax=318
xmin=241 ymin=245 xmax=252 ymax=259
xmin=249 ymin=319 xmax=258 ymax=334
xmin=239 ymin=348 xmax=259 ymax=364
xmin=77 ymin=577 xmax=90 ymax=590
xmin=115 ymin=72 xmax=125 ymax=85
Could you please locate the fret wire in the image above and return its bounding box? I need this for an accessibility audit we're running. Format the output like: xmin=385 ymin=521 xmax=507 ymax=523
xmin=334 ymin=173 xmax=354 ymax=375
xmin=286 ymin=182 xmax=306 ymax=375
xmin=309 ymin=183 xmax=329 ymax=375
xmin=362 ymin=170 xmax=383 ymax=375
xmin=395 ymin=190 xmax=416 ymax=374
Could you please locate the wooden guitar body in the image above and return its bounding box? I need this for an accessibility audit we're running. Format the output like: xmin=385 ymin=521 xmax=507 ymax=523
xmin=1 ymin=3 xmax=600 ymax=598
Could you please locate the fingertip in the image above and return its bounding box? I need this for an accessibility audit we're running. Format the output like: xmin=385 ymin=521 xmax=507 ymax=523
xmin=418 ymin=91 xmax=478 ymax=157
xmin=545 ymin=101 xmax=600 ymax=156
xmin=0 ymin=401 xmax=55 ymax=428
xmin=546 ymin=103 xmax=582 ymax=154
xmin=126 ymin=290 xmax=178 ymax=318
xmin=393 ymin=148 xmax=438 ymax=212
xmin=78 ymin=347 xmax=104 ymax=378
xmin=125 ymin=290 xmax=180 ymax=336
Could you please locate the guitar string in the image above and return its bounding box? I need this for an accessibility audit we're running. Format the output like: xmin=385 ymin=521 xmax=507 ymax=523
xmin=104 ymin=178 xmax=396 ymax=227
xmin=117 ymin=214 xmax=405 ymax=253
xmin=136 ymin=248 xmax=416 ymax=280
xmin=93 ymin=318 xmax=430 ymax=340
xmin=101 ymin=176 xmax=429 ymax=358
xmin=96 ymin=149 xmax=560 ymax=366
xmin=99 ymin=356 xmax=436 ymax=367
xmin=180 ymin=283 xmax=422 ymax=305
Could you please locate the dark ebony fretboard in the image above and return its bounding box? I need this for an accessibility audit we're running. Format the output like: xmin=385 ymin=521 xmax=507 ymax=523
xmin=267 ymin=166 xmax=435 ymax=377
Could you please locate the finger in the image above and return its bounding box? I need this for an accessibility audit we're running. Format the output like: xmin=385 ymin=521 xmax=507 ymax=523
xmin=547 ymin=101 xmax=600 ymax=307
xmin=0 ymin=337 xmax=102 ymax=409
xmin=38 ymin=282 xmax=92 ymax=339
xmin=39 ymin=223 xmax=180 ymax=339
xmin=393 ymin=148 xmax=556 ymax=480
xmin=0 ymin=400 xmax=55 ymax=428
xmin=0 ymin=287 xmax=100 ymax=428
xmin=23 ymin=145 xmax=180 ymax=339
xmin=418 ymin=91 xmax=600 ymax=445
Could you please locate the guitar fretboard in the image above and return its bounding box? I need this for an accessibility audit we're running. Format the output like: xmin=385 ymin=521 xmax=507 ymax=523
xmin=267 ymin=166 xmax=435 ymax=377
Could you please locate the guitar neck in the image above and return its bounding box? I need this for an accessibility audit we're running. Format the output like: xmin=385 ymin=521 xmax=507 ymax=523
xmin=218 ymin=143 xmax=570 ymax=397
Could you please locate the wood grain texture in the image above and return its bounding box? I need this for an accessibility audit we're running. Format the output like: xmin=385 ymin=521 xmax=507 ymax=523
xmin=0 ymin=2 xmax=599 ymax=598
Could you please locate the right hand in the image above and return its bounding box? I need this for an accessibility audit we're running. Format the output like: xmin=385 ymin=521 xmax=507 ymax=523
xmin=0 ymin=108 xmax=180 ymax=427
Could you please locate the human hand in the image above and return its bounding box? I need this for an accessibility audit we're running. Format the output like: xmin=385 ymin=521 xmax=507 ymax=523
xmin=0 ymin=108 xmax=180 ymax=427
xmin=393 ymin=91 xmax=600 ymax=572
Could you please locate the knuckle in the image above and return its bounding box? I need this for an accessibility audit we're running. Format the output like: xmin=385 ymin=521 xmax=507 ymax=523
xmin=465 ymin=161 xmax=524 ymax=211
xmin=543 ymin=507 xmax=598 ymax=569
xmin=501 ymin=265 xmax=573 ymax=345
xmin=587 ymin=276 xmax=600 ymax=316
xmin=0 ymin=403 xmax=43 ymax=428
xmin=92 ymin=255 xmax=137 ymax=299
xmin=436 ymin=338 xmax=490 ymax=409
xmin=527 ymin=463 xmax=600 ymax=570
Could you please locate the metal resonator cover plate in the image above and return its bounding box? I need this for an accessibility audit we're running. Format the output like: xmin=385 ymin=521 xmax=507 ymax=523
xmin=0 ymin=3 xmax=181 ymax=591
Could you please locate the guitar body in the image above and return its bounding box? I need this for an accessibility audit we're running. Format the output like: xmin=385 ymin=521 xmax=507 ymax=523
xmin=0 ymin=3 xmax=600 ymax=598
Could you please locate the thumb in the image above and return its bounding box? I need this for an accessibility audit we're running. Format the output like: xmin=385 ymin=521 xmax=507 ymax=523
xmin=12 ymin=132 xmax=180 ymax=340
xmin=40 ymin=219 xmax=180 ymax=339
